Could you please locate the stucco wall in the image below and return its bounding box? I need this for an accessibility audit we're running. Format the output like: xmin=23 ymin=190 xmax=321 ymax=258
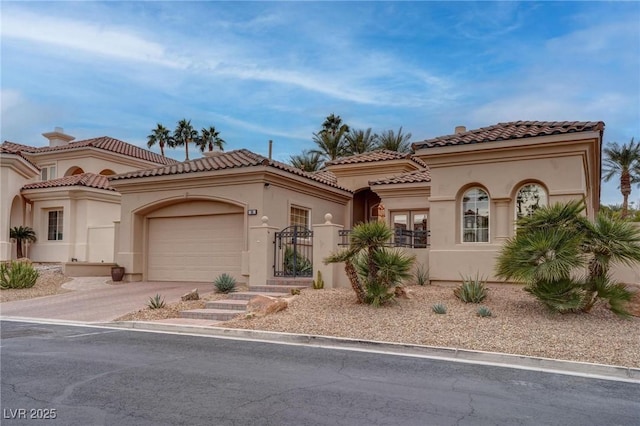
xmin=428 ymin=154 xmax=589 ymax=282
xmin=0 ymin=165 xmax=32 ymax=260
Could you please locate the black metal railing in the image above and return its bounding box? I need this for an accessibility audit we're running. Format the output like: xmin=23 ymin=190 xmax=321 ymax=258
xmin=274 ymin=225 xmax=313 ymax=277
xmin=339 ymin=228 xmax=429 ymax=248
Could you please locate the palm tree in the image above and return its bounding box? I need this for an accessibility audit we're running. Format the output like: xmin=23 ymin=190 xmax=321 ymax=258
xmin=198 ymin=126 xmax=226 ymax=153
xmin=321 ymin=113 xmax=350 ymax=136
xmin=146 ymin=123 xmax=172 ymax=157
xmin=602 ymin=138 xmax=640 ymax=218
xmin=10 ymin=226 xmax=36 ymax=259
xmin=173 ymin=119 xmax=198 ymax=161
xmin=495 ymin=200 xmax=639 ymax=316
xmin=311 ymin=127 xmax=349 ymax=161
xmin=325 ymin=221 xmax=414 ymax=305
xmin=377 ymin=127 xmax=412 ymax=153
xmin=290 ymin=150 xmax=323 ymax=172
xmin=344 ymin=128 xmax=378 ymax=155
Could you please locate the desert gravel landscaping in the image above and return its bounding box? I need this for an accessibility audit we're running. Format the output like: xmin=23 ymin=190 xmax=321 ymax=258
xmin=0 ymin=265 xmax=70 ymax=303
xmin=3 ymin=272 xmax=639 ymax=369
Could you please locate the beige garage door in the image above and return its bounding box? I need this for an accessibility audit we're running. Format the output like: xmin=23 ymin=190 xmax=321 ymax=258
xmin=147 ymin=214 xmax=243 ymax=282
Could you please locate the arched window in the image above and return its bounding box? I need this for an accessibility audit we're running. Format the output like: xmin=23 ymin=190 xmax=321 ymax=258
xmin=462 ymin=188 xmax=489 ymax=243
xmin=516 ymin=184 xmax=547 ymax=219
xmin=99 ymin=169 xmax=116 ymax=176
xmin=64 ymin=166 xmax=84 ymax=176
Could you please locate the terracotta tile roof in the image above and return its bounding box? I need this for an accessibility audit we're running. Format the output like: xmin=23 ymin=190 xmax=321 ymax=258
xmin=325 ymin=149 xmax=427 ymax=168
xmin=21 ymin=173 xmax=116 ymax=192
xmin=24 ymin=136 xmax=178 ymax=165
xmin=370 ymin=168 xmax=431 ymax=185
xmin=1 ymin=141 xmax=39 ymax=153
xmin=311 ymin=170 xmax=338 ymax=184
xmin=110 ymin=149 xmax=350 ymax=191
xmin=413 ymin=121 xmax=605 ymax=150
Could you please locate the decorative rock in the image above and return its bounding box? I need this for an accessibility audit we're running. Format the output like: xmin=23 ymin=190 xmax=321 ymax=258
xmin=246 ymin=295 xmax=288 ymax=316
xmin=181 ymin=288 xmax=199 ymax=301
xmin=624 ymin=284 xmax=640 ymax=317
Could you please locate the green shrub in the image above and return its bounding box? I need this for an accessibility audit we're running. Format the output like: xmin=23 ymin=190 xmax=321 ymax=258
xmin=284 ymin=247 xmax=312 ymax=276
xmin=432 ymin=303 xmax=447 ymax=314
xmin=313 ymin=270 xmax=324 ymax=289
xmin=0 ymin=261 xmax=39 ymax=289
xmin=147 ymin=293 xmax=166 ymax=309
xmin=214 ymin=273 xmax=237 ymax=293
xmin=414 ymin=264 xmax=430 ymax=286
xmin=454 ymin=273 xmax=488 ymax=303
xmin=477 ymin=306 xmax=492 ymax=317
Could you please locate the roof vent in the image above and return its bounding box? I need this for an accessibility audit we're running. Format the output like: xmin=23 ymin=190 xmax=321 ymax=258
xmin=454 ymin=125 xmax=466 ymax=134
xmin=42 ymin=127 xmax=75 ymax=147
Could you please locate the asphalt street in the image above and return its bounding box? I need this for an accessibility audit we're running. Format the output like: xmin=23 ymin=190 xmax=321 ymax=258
xmin=1 ymin=320 xmax=638 ymax=426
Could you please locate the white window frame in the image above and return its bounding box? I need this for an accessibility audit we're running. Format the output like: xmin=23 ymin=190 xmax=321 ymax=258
xmin=47 ymin=209 xmax=64 ymax=241
xmin=289 ymin=205 xmax=310 ymax=229
xmin=515 ymin=183 xmax=548 ymax=220
xmin=461 ymin=188 xmax=490 ymax=243
xmin=40 ymin=164 xmax=57 ymax=181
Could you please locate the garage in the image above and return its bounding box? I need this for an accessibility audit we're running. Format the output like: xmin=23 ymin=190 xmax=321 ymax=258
xmin=147 ymin=213 xmax=243 ymax=282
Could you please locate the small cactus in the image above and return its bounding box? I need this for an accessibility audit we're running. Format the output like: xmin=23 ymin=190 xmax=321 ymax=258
xmin=477 ymin=306 xmax=492 ymax=317
xmin=313 ymin=271 xmax=324 ymax=289
xmin=214 ymin=273 xmax=237 ymax=293
xmin=432 ymin=303 xmax=447 ymax=314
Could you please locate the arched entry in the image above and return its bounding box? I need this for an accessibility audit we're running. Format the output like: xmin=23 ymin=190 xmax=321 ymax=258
xmin=352 ymin=188 xmax=381 ymax=225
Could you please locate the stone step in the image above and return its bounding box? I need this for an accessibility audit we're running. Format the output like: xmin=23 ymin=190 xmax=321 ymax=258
xmin=266 ymin=278 xmax=313 ymax=287
xmin=249 ymin=284 xmax=308 ymax=294
xmin=205 ymin=299 xmax=248 ymax=310
xmin=180 ymin=309 xmax=242 ymax=321
xmin=229 ymin=291 xmax=288 ymax=300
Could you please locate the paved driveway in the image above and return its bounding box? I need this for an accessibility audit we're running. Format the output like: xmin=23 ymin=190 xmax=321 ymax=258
xmin=0 ymin=278 xmax=211 ymax=322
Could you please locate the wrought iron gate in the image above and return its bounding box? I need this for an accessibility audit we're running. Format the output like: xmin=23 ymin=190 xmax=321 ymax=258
xmin=274 ymin=225 xmax=313 ymax=277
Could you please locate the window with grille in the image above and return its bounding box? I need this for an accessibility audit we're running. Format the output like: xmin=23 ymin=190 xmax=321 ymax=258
xmin=48 ymin=210 xmax=63 ymax=241
xmin=290 ymin=206 xmax=310 ymax=228
xmin=462 ymin=188 xmax=489 ymax=243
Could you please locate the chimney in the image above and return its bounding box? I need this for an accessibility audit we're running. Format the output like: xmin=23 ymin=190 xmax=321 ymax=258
xmin=42 ymin=127 xmax=75 ymax=147
xmin=268 ymin=140 xmax=273 ymax=160
xmin=454 ymin=126 xmax=466 ymax=135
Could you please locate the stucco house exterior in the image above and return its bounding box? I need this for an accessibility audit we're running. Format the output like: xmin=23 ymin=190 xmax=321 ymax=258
xmin=3 ymin=120 xmax=636 ymax=286
xmin=0 ymin=128 xmax=176 ymax=263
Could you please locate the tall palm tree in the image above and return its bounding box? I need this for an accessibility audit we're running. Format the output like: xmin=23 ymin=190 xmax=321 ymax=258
xmin=311 ymin=127 xmax=348 ymax=161
xmin=173 ymin=119 xmax=198 ymax=161
xmin=10 ymin=226 xmax=36 ymax=259
xmin=321 ymin=113 xmax=350 ymax=136
xmin=377 ymin=127 xmax=412 ymax=153
xmin=345 ymin=128 xmax=378 ymax=155
xmin=199 ymin=126 xmax=226 ymax=152
xmin=146 ymin=123 xmax=172 ymax=157
xmin=290 ymin=150 xmax=323 ymax=172
xmin=602 ymin=138 xmax=640 ymax=218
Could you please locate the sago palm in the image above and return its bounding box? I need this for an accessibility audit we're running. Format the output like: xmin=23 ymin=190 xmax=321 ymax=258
xmin=602 ymin=138 xmax=640 ymax=218
xmin=9 ymin=226 xmax=37 ymax=259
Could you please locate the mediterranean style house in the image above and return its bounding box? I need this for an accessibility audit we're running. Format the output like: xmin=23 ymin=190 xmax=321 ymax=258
xmin=3 ymin=121 xmax=636 ymax=285
xmin=0 ymin=128 xmax=176 ymax=263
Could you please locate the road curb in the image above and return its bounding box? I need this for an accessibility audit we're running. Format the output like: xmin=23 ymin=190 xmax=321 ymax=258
xmin=105 ymin=320 xmax=640 ymax=383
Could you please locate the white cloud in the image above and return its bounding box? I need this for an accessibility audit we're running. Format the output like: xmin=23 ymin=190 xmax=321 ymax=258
xmin=1 ymin=9 xmax=182 ymax=68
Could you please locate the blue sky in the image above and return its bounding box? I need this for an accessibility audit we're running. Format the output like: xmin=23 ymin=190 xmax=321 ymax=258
xmin=1 ymin=1 xmax=639 ymax=206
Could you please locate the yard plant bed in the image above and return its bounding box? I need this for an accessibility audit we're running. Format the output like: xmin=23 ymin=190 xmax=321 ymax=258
xmin=0 ymin=266 xmax=70 ymax=303
xmin=220 ymin=284 xmax=640 ymax=369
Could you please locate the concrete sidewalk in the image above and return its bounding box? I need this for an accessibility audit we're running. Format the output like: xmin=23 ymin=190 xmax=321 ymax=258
xmin=0 ymin=277 xmax=210 ymax=322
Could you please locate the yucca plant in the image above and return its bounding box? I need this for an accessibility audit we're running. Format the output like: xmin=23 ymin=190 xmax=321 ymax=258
xmin=325 ymin=221 xmax=415 ymax=305
xmin=414 ymin=264 xmax=430 ymax=286
xmin=0 ymin=261 xmax=39 ymax=289
xmin=214 ymin=273 xmax=237 ymax=293
xmin=147 ymin=293 xmax=166 ymax=309
xmin=454 ymin=273 xmax=488 ymax=303
xmin=432 ymin=303 xmax=447 ymax=314
xmin=476 ymin=306 xmax=492 ymax=317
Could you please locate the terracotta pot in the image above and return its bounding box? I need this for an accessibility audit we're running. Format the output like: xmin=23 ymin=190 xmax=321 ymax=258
xmin=111 ymin=266 xmax=125 ymax=282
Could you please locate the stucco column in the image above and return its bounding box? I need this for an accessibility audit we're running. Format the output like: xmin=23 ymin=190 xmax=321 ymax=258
xmin=312 ymin=213 xmax=346 ymax=289
xmin=494 ymin=198 xmax=511 ymax=242
xmin=248 ymin=216 xmax=278 ymax=286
